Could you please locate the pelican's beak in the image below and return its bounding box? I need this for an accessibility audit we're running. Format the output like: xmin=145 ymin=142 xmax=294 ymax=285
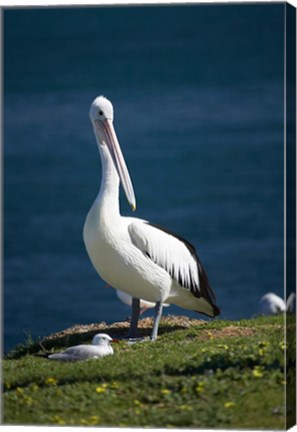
xmin=94 ymin=118 xmax=136 ymax=211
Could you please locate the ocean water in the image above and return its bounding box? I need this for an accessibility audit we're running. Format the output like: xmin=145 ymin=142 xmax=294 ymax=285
xmin=4 ymin=4 xmax=284 ymax=352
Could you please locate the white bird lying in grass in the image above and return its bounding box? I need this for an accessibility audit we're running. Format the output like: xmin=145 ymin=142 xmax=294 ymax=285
xmin=259 ymin=292 xmax=296 ymax=315
xmin=47 ymin=333 xmax=116 ymax=362
xmin=116 ymin=289 xmax=170 ymax=314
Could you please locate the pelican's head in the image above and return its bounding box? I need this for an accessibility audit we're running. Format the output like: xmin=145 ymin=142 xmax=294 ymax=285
xmin=92 ymin=333 xmax=114 ymax=346
xmin=89 ymin=96 xmax=136 ymax=211
xmin=89 ymin=96 xmax=114 ymax=122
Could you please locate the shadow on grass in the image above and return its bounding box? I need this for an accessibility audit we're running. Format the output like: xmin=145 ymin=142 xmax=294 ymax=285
xmin=6 ymin=314 xmax=284 ymax=361
xmin=4 ymin=347 xmax=284 ymax=394
xmin=5 ymin=318 xmax=205 ymax=360
xmin=163 ymin=356 xmax=283 ymax=377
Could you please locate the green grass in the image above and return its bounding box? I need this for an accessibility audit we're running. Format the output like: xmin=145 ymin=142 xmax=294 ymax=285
xmin=2 ymin=315 xmax=287 ymax=429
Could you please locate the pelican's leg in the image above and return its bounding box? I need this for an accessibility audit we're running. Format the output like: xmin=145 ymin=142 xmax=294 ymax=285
xmin=150 ymin=301 xmax=164 ymax=341
xmin=128 ymin=297 xmax=140 ymax=338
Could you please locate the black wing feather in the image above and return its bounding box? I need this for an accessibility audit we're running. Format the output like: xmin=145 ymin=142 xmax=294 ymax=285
xmin=146 ymin=222 xmax=219 ymax=314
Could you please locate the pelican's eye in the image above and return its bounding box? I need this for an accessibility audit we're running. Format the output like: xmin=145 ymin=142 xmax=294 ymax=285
xmin=99 ymin=110 xmax=104 ymax=116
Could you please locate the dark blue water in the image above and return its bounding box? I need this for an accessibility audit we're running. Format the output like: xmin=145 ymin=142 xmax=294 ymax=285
xmin=4 ymin=4 xmax=285 ymax=352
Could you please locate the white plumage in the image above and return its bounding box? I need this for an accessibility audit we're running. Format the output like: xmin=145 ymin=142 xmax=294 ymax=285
xmin=259 ymin=293 xmax=285 ymax=315
xmin=128 ymin=222 xmax=199 ymax=292
xmin=48 ymin=333 xmax=114 ymax=361
xmin=83 ymin=96 xmax=219 ymax=340
xmin=259 ymin=292 xmax=296 ymax=315
xmin=116 ymin=289 xmax=170 ymax=312
xmin=117 ymin=289 xmax=156 ymax=310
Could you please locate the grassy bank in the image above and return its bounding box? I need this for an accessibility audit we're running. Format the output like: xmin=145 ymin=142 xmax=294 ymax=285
xmin=2 ymin=315 xmax=287 ymax=429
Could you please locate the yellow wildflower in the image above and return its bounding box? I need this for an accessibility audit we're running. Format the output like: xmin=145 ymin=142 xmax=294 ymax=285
xmin=96 ymin=386 xmax=106 ymax=393
xmin=279 ymin=342 xmax=287 ymax=350
xmin=224 ymin=401 xmax=235 ymax=408
xmin=252 ymin=366 xmax=263 ymax=378
xmin=161 ymin=388 xmax=171 ymax=395
xmin=45 ymin=377 xmax=58 ymax=385
xmin=23 ymin=395 xmax=33 ymax=406
xmin=90 ymin=415 xmax=100 ymax=424
xmin=180 ymin=405 xmax=193 ymax=411
xmin=218 ymin=344 xmax=228 ymax=350
xmin=16 ymin=387 xmax=24 ymax=394
xmin=207 ymin=332 xmax=214 ymax=340
xmin=196 ymin=381 xmax=205 ymax=394
xmin=52 ymin=415 xmax=66 ymax=425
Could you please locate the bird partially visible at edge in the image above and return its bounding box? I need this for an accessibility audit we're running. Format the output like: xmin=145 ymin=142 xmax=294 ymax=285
xmin=259 ymin=292 xmax=296 ymax=315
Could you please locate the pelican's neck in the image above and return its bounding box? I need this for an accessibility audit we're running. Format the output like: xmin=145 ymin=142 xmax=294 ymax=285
xmin=96 ymin=144 xmax=121 ymax=219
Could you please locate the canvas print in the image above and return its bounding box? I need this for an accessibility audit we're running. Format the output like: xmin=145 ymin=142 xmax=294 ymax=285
xmin=2 ymin=2 xmax=296 ymax=429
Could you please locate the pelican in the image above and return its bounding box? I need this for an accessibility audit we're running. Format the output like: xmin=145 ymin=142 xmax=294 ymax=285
xmin=83 ymin=96 xmax=220 ymax=340
xmin=48 ymin=334 xmax=115 ymax=361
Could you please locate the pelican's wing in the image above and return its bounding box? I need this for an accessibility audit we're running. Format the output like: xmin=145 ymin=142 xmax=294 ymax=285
xmin=128 ymin=221 xmax=218 ymax=314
